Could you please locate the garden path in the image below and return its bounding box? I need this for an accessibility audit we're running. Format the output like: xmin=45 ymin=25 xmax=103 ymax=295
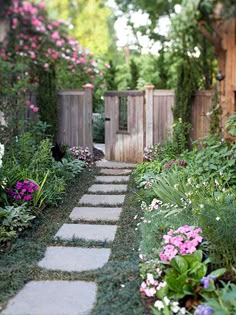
xmin=1 ymin=160 xmax=135 ymax=315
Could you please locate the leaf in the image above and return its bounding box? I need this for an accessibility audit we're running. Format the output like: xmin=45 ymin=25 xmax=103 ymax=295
xmin=184 ymin=250 xmax=203 ymax=266
xmin=166 ymin=273 xmax=187 ymax=293
xmin=209 ymin=268 xmax=226 ymax=278
xmin=170 ymin=256 xmax=188 ymax=273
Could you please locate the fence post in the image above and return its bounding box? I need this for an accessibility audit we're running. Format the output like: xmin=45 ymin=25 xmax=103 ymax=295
xmin=145 ymin=84 xmax=154 ymax=148
xmin=83 ymin=84 xmax=93 ymax=152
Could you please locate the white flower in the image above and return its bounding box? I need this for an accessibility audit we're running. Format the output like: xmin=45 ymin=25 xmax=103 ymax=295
xmin=171 ymin=301 xmax=180 ymax=313
xmin=0 ymin=143 xmax=4 ymax=168
xmin=180 ymin=307 xmax=186 ymax=314
xmin=216 ymin=217 xmax=221 ymax=221
xmin=154 ymin=300 xmax=164 ymax=310
xmin=163 ymin=296 xmax=170 ymax=306
xmin=199 ymin=204 xmax=204 ymax=208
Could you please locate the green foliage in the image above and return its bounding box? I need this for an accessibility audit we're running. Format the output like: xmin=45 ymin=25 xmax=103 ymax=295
xmin=200 ymin=282 xmax=236 ymax=314
xmin=162 ymin=251 xmax=209 ymax=299
xmin=93 ymin=114 xmax=105 ymax=143
xmin=133 ymin=161 xmax=162 ymax=187
xmin=225 ymin=112 xmax=236 ymax=136
xmin=196 ymin=201 xmax=236 ymax=270
xmin=129 ymin=59 xmax=139 ymax=89
xmin=173 ymin=60 xmax=197 ymax=150
xmin=172 ymin=120 xmax=192 ymax=155
xmin=0 ymin=204 xmax=35 ymax=242
xmin=187 ymin=137 xmax=236 ymax=186
xmin=209 ymin=85 xmax=222 ymax=136
xmin=37 ymin=66 xmax=57 ymax=138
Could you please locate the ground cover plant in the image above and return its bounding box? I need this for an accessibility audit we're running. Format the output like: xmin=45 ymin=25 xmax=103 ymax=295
xmin=134 ymin=136 xmax=236 ymax=314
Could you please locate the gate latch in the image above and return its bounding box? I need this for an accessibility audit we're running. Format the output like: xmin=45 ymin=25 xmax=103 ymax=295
xmin=105 ymin=117 xmax=111 ymax=121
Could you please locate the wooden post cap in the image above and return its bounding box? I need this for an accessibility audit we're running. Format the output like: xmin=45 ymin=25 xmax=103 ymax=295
xmin=144 ymin=84 xmax=155 ymax=89
xmin=83 ymin=83 xmax=95 ymax=89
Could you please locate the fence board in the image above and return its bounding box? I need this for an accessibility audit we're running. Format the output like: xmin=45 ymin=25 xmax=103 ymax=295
xmin=153 ymin=90 xmax=175 ymax=144
xmin=191 ymin=91 xmax=213 ymax=141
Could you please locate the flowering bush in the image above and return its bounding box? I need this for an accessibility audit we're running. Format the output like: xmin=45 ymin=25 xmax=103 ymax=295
xmin=144 ymin=144 xmax=162 ymax=161
xmin=163 ymin=160 xmax=187 ymax=171
xmin=159 ymin=226 xmax=203 ymax=261
xmin=70 ymin=146 xmax=93 ymax=166
xmin=8 ymin=179 xmax=39 ymax=202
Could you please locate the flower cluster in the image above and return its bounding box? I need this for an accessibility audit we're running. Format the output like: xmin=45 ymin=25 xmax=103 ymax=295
xmin=0 ymin=0 xmax=101 ymax=85
xmin=154 ymin=297 xmax=186 ymax=314
xmin=163 ymin=160 xmax=187 ymax=171
xmin=25 ymin=100 xmax=39 ymax=113
xmin=70 ymin=146 xmax=93 ymax=166
xmin=160 ymin=225 xmax=203 ymax=261
xmin=140 ymin=271 xmax=166 ymax=297
xmin=143 ymin=144 xmax=162 ymax=161
xmin=8 ymin=179 xmax=39 ymax=201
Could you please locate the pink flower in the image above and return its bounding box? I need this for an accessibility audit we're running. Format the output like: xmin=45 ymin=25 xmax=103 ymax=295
xmin=33 ymin=107 xmax=39 ymax=113
xmin=24 ymin=195 xmax=32 ymax=201
xmin=51 ymin=31 xmax=60 ymax=40
xmin=44 ymin=63 xmax=49 ymax=68
xmin=30 ymin=104 xmax=35 ymax=109
xmin=26 ymin=100 xmax=31 ymax=106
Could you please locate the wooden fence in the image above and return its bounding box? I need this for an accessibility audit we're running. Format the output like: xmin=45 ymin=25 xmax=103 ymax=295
xmin=57 ymin=88 xmax=93 ymax=151
xmin=145 ymin=86 xmax=213 ymax=148
xmin=0 ymin=88 xmax=93 ymax=151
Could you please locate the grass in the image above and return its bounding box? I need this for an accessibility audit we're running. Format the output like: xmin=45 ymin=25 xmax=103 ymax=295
xmin=0 ymin=168 xmax=147 ymax=315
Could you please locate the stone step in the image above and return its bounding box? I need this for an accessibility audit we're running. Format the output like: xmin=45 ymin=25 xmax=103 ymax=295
xmin=88 ymin=184 xmax=127 ymax=193
xmin=95 ymin=176 xmax=130 ymax=183
xmin=96 ymin=160 xmax=136 ymax=169
xmin=55 ymin=224 xmax=117 ymax=242
xmin=100 ymin=168 xmax=132 ymax=175
xmin=70 ymin=207 xmax=122 ymax=222
xmin=79 ymin=194 xmax=125 ymax=206
xmin=1 ymin=280 xmax=96 ymax=315
xmin=38 ymin=247 xmax=110 ymax=272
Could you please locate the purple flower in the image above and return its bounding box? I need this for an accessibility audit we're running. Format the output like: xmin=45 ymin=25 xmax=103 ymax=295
xmin=23 ymin=195 xmax=32 ymax=201
xmin=201 ymin=275 xmax=216 ymax=289
xmin=195 ymin=305 xmax=214 ymax=315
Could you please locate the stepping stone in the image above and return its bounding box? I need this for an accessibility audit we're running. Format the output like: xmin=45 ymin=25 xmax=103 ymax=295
xmin=38 ymin=247 xmax=110 ymax=272
xmin=79 ymin=194 xmax=125 ymax=206
xmin=96 ymin=160 xmax=136 ymax=168
xmin=95 ymin=176 xmax=130 ymax=183
xmin=55 ymin=224 xmax=117 ymax=242
xmin=1 ymin=280 xmax=96 ymax=315
xmin=100 ymin=168 xmax=131 ymax=175
xmin=70 ymin=207 xmax=122 ymax=222
xmin=88 ymin=184 xmax=127 ymax=193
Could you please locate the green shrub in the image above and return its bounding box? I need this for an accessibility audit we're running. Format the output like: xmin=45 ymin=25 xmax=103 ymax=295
xmin=134 ymin=161 xmax=162 ymax=188
xmin=93 ymin=114 xmax=105 ymax=143
xmin=0 ymin=204 xmax=35 ymax=242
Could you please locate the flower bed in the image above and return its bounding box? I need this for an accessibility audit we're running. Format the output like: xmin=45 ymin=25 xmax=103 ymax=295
xmin=135 ymin=136 xmax=236 ymax=314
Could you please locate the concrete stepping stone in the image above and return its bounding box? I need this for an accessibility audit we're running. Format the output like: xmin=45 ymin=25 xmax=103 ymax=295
xmin=70 ymin=207 xmax=122 ymax=222
xmin=88 ymin=184 xmax=127 ymax=193
xmin=95 ymin=176 xmax=130 ymax=183
xmin=38 ymin=247 xmax=110 ymax=272
xmin=96 ymin=160 xmax=136 ymax=168
xmin=79 ymin=194 xmax=125 ymax=206
xmin=100 ymin=168 xmax=131 ymax=175
xmin=1 ymin=280 xmax=96 ymax=315
xmin=55 ymin=224 xmax=117 ymax=242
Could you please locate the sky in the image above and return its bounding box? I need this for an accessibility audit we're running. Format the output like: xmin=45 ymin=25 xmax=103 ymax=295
xmin=106 ymin=0 xmax=172 ymax=54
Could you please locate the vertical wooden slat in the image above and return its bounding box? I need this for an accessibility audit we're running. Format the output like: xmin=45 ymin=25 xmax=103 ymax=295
xmin=145 ymin=85 xmax=154 ymax=147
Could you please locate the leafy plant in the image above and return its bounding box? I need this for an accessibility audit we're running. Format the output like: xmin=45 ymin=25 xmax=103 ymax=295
xmin=0 ymin=204 xmax=35 ymax=242
xmin=196 ymin=201 xmax=236 ymax=271
xmin=199 ymin=282 xmax=236 ymax=315
xmin=225 ymin=113 xmax=236 ymax=137
xmin=134 ymin=161 xmax=162 ymax=188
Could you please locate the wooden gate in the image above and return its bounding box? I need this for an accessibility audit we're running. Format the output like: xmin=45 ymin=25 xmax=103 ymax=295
xmin=105 ymin=91 xmax=145 ymax=163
